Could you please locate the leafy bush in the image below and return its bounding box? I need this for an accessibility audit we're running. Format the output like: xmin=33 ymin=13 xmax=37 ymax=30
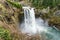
xmin=0 ymin=26 xmax=12 ymax=40
xmin=6 ymin=0 xmax=22 ymax=9
xmin=29 ymin=0 xmax=60 ymax=9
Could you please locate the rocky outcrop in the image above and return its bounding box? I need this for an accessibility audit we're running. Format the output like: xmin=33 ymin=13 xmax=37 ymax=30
xmin=54 ymin=10 xmax=60 ymax=16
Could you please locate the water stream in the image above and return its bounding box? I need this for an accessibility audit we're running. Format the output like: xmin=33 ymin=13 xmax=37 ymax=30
xmin=21 ymin=7 xmax=60 ymax=40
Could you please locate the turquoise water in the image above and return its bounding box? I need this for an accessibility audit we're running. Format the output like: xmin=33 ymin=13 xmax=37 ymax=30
xmin=36 ymin=18 xmax=60 ymax=40
xmin=22 ymin=7 xmax=60 ymax=40
xmin=40 ymin=27 xmax=60 ymax=40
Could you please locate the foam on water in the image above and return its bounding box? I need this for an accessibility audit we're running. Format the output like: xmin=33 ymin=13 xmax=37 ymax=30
xmin=20 ymin=7 xmax=60 ymax=40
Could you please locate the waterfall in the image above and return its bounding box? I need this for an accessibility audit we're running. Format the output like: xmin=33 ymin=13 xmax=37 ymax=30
xmin=22 ymin=7 xmax=37 ymax=34
xmin=23 ymin=7 xmax=36 ymax=28
xmin=20 ymin=7 xmax=60 ymax=40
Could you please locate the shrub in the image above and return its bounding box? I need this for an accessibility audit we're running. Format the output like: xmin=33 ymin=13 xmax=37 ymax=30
xmin=29 ymin=0 xmax=60 ymax=9
xmin=0 ymin=26 xmax=12 ymax=40
xmin=6 ymin=0 xmax=22 ymax=9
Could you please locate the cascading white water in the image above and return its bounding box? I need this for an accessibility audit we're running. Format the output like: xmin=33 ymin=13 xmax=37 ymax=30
xmin=21 ymin=7 xmax=60 ymax=40
xmin=22 ymin=7 xmax=37 ymax=34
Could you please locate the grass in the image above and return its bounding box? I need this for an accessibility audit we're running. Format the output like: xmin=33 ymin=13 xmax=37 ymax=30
xmin=0 ymin=0 xmax=60 ymax=40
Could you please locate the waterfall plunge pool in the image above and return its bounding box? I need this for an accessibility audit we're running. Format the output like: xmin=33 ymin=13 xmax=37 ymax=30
xmin=20 ymin=7 xmax=60 ymax=40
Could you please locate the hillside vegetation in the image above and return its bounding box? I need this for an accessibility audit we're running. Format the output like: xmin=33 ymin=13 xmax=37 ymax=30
xmin=0 ymin=0 xmax=60 ymax=40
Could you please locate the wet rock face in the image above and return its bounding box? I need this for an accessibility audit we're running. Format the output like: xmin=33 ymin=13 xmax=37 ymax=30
xmin=34 ymin=7 xmax=60 ymax=30
xmin=48 ymin=16 xmax=60 ymax=30
xmin=54 ymin=10 xmax=60 ymax=16
xmin=35 ymin=7 xmax=50 ymax=18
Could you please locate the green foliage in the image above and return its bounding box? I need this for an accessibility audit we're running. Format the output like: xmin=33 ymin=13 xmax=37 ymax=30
xmin=6 ymin=0 xmax=22 ymax=9
xmin=30 ymin=0 xmax=60 ymax=9
xmin=30 ymin=0 xmax=42 ymax=9
xmin=0 ymin=26 xmax=12 ymax=40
